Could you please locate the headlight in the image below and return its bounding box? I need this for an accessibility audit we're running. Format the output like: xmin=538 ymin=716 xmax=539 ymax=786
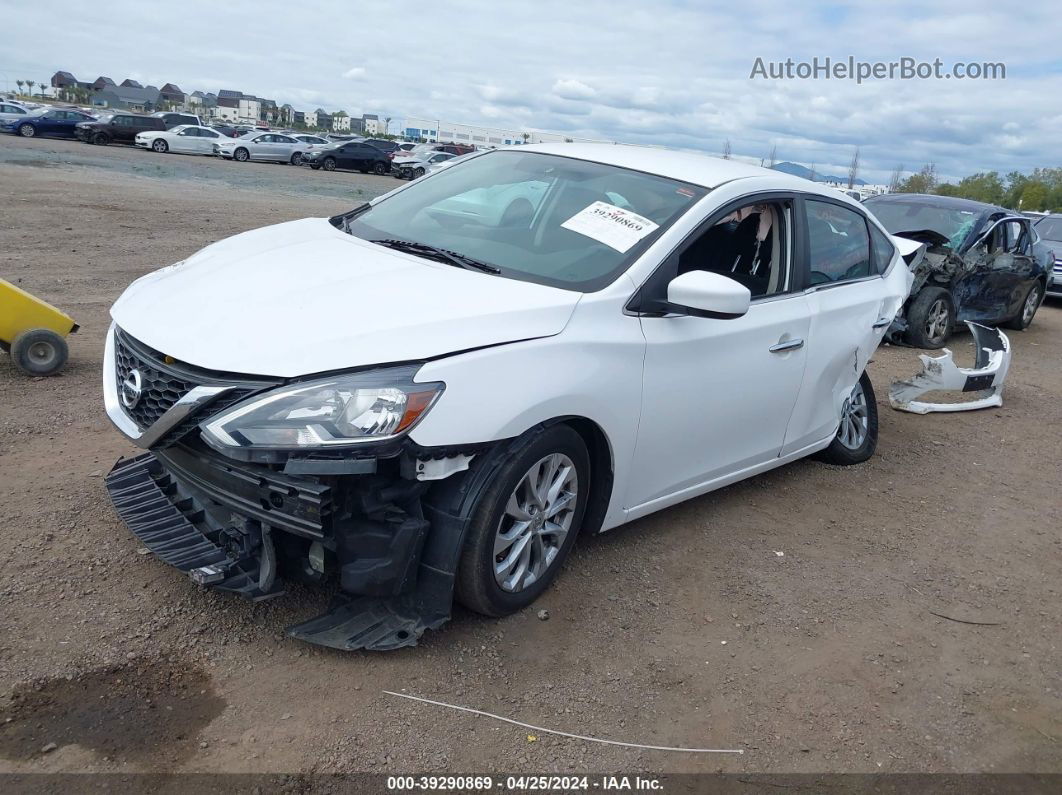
xmin=200 ymin=366 xmax=443 ymax=455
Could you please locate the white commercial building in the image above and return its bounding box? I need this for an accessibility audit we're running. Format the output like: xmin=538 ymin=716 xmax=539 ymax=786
xmin=400 ymin=115 xmax=610 ymax=147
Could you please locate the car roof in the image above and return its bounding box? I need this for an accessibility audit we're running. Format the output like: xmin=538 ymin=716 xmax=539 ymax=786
xmin=864 ymin=192 xmax=1006 ymax=217
xmin=516 ymin=142 xmax=822 ymax=192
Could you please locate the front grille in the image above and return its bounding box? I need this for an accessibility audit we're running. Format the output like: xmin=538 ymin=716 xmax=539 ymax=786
xmin=114 ymin=331 xmax=198 ymax=430
xmin=113 ymin=328 xmax=277 ymax=448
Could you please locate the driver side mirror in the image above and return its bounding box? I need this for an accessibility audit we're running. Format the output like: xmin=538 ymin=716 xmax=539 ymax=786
xmin=666 ymin=271 xmax=751 ymax=319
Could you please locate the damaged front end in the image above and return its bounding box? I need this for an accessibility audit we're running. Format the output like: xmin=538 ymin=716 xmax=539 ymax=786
xmin=888 ymin=322 xmax=1011 ymax=414
xmin=103 ymin=325 xmax=490 ymax=651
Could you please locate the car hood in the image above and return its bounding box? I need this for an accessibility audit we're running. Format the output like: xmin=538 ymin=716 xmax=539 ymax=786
xmin=110 ymin=217 xmax=581 ymax=378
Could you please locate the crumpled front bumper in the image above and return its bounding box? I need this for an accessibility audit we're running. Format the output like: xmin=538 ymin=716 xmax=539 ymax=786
xmin=888 ymin=322 xmax=1011 ymax=414
xmin=105 ymin=443 xmax=457 ymax=651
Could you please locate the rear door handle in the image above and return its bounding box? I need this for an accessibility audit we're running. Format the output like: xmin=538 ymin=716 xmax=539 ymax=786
xmin=769 ymin=338 xmax=805 ymax=353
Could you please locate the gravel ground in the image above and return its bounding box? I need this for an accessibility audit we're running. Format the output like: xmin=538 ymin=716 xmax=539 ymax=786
xmin=0 ymin=134 xmax=1059 ymax=776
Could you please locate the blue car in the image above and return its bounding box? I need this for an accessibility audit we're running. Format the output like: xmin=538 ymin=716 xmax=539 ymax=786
xmin=4 ymin=107 xmax=96 ymax=139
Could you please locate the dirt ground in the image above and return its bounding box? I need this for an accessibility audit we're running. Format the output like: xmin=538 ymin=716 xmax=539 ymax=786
xmin=1 ymin=135 xmax=1059 ymax=777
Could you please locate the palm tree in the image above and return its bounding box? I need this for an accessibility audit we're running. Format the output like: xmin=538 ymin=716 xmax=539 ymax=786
xmin=26 ymin=80 xmax=35 ymax=97
xmin=521 ymin=132 xmax=530 ymax=144
xmin=42 ymin=79 xmax=50 ymax=98
xmin=16 ymin=79 xmax=23 ymax=96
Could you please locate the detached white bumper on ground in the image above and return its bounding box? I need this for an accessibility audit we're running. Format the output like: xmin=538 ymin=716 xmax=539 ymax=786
xmin=888 ymin=322 xmax=1011 ymax=414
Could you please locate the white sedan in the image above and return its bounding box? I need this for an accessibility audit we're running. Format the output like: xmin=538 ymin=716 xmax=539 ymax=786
xmin=104 ymin=144 xmax=918 ymax=648
xmin=134 ymin=124 xmax=229 ymax=155
xmin=213 ymin=132 xmax=314 ymax=164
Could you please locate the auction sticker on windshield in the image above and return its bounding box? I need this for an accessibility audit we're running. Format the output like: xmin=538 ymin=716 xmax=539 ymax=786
xmin=561 ymin=201 xmax=660 ymax=253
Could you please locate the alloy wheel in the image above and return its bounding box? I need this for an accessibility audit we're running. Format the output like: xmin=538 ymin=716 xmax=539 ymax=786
xmin=1022 ymin=286 xmax=1041 ymax=325
xmin=493 ymin=453 xmax=578 ymax=593
xmin=924 ymin=298 xmax=950 ymax=342
xmin=837 ymin=380 xmax=869 ymax=451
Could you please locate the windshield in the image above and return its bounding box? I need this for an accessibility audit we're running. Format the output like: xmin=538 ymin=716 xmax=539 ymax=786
xmin=337 ymin=150 xmax=706 ymax=292
xmin=865 ymin=199 xmax=980 ymax=250
xmin=1034 ymin=217 xmax=1062 ymax=241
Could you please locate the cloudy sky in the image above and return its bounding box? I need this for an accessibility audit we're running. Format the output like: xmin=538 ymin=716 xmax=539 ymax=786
xmin=3 ymin=0 xmax=1059 ymax=183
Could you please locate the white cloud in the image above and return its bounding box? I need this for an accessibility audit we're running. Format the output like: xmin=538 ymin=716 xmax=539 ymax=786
xmin=552 ymin=78 xmax=597 ymax=100
xmin=341 ymin=66 xmax=366 ymax=79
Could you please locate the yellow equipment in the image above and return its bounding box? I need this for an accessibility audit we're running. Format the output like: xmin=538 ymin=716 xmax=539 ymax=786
xmin=0 ymin=278 xmax=78 ymax=376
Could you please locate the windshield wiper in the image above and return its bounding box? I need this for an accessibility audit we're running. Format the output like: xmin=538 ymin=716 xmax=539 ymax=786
xmin=371 ymin=239 xmax=501 ymax=274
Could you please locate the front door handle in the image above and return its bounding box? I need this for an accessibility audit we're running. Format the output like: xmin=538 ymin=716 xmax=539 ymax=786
xmin=769 ymin=337 xmax=805 ymax=353
xmin=872 ymin=317 xmax=892 ymax=329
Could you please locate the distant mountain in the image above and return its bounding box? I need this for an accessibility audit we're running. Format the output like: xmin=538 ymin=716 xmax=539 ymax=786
xmin=771 ymin=161 xmax=866 ymax=186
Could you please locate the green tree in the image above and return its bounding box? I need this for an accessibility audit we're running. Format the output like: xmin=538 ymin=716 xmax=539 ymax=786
xmin=25 ymin=80 xmax=35 ymax=96
xmin=16 ymin=79 xmax=24 ymax=95
xmin=1019 ymin=181 xmax=1048 ymax=211
xmin=897 ymin=163 xmax=937 ymax=194
xmin=953 ymin=172 xmax=1005 ymax=205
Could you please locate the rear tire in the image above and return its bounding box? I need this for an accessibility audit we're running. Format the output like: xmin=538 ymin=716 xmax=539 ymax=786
xmin=905 ymin=286 xmax=954 ymax=348
xmin=93 ymin=132 xmax=110 ymax=145
xmin=813 ymin=371 xmax=878 ymax=466
xmin=455 ymin=425 xmax=589 ymax=617
xmin=413 ymin=167 xmax=426 ymax=178
xmin=1003 ymin=282 xmax=1043 ymax=330
xmin=10 ymin=329 xmax=69 ymax=376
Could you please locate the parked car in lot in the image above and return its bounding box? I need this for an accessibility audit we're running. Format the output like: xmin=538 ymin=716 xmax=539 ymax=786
xmin=209 ymin=124 xmax=242 ymax=139
xmin=393 ymin=150 xmax=457 ymax=179
xmin=151 ymin=111 xmax=202 ymax=128
xmin=75 ymin=112 xmax=166 ymax=145
xmin=363 ymin=138 xmax=401 ymax=155
xmin=213 ymin=132 xmax=313 ymax=164
xmin=3 ymin=107 xmax=95 ymax=138
xmin=301 ymin=140 xmax=391 ymax=173
xmin=102 ymin=144 xmax=914 ymax=650
xmin=294 ymin=134 xmax=329 ymax=146
xmin=863 ymin=193 xmax=1051 ymax=347
xmin=135 ymin=124 xmax=231 ymax=154
xmin=1033 ymin=214 xmax=1062 ymax=297
xmin=0 ymin=100 xmax=32 ymax=125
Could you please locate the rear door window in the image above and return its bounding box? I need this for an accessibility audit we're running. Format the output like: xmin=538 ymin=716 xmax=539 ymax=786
xmin=805 ymin=200 xmax=873 ymax=284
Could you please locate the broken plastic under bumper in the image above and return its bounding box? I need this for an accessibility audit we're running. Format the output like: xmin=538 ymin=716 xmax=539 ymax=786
xmin=888 ymin=322 xmax=1011 ymax=414
xmin=105 ymin=448 xmax=461 ymax=651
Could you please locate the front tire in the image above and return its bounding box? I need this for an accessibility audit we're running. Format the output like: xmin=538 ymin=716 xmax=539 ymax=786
xmin=373 ymin=162 xmax=387 ymax=175
xmin=290 ymin=152 xmax=303 ymax=166
xmin=152 ymin=138 xmax=168 ymax=153
xmin=322 ymin=157 xmax=336 ymax=171
xmin=18 ymin=123 xmax=35 ymax=137
xmin=1003 ymin=282 xmax=1043 ymax=330
xmin=93 ymin=132 xmax=111 ymax=146
xmin=413 ymin=167 xmax=426 ymax=178
xmin=905 ymin=286 xmax=954 ymax=348
xmin=233 ymin=147 xmax=249 ymax=162
xmin=10 ymin=329 xmax=69 ymax=376
xmin=814 ymin=371 xmax=878 ymax=466
xmin=455 ymin=425 xmax=589 ymax=617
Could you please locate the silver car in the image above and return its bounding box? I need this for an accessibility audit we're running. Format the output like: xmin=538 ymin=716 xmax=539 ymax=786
xmin=214 ymin=132 xmax=313 ymax=164
xmin=393 ymin=150 xmax=457 ymax=179
xmin=294 ymin=134 xmax=329 ymax=146
xmin=0 ymin=100 xmax=31 ymax=126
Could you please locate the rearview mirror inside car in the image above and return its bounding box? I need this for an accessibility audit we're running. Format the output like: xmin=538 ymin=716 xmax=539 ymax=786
xmin=666 ymin=271 xmax=751 ymax=319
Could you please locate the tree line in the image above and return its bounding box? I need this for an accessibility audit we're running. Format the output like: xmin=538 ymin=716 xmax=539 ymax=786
xmin=890 ymin=163 xmax=1062 ymax=212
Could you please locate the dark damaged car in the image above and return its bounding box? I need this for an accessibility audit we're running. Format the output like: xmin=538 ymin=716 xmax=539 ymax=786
xmin=864 ymin=194 xmax=1052 ymax=347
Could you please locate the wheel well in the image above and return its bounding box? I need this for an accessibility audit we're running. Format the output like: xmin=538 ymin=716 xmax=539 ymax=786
xmin=549 ymin=417 xmax=614 ymax=537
